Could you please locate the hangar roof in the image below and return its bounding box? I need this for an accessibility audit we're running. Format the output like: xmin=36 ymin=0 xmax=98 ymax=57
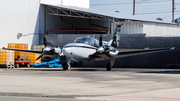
xmin=41 ymin=3 xmax=178 ymax=25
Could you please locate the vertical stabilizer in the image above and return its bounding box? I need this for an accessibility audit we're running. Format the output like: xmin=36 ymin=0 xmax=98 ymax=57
xmin=108 ymin=24 xmax=121 ymax=48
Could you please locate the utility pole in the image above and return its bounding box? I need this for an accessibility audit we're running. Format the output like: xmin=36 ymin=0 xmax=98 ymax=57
xmin=172 ymin=0 xmax=174 ymax=22
xmin=133 ymin=0 xmax=135 ymax=15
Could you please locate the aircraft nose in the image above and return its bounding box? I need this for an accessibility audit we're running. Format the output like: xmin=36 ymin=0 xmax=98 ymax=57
xmin=62 ymin=47 xmax=69 ymax=55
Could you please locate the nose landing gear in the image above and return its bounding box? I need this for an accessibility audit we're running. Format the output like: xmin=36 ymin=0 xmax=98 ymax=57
xmin=106 ymin=63 xmax=111 ymax=71
xmin=106 ymin=58 xmax=115 ymax=71
xmin=62 ymin=60 xmax=71 ymax=71
xmin=62 ymin=62 xmax=71 ymax=70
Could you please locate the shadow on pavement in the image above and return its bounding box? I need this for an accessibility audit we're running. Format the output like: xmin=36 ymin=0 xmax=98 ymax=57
xmin=138 ymin=70 xmax=180 ymax=74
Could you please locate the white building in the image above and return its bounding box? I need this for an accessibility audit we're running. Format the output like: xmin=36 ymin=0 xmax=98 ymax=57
xmin=0 ymin=0 xmax=179 ymax=49
xmin=90 ymin=0 xmax=180 ymax=37
xmin=0 ymin=0 xmax=89 ymax=49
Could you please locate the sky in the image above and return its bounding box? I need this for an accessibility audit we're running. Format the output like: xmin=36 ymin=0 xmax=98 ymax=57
xmin=90 ymin=0 xmax=180 ymax=23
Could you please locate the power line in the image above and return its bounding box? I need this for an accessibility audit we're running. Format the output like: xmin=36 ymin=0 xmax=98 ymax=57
xmin=162 ymin=12 xmax=180 ymax=19
xmin=117 ymin=8 xmax=180 ymax=14
xmin=120 ymin=9 xmax=174 ymax=13
xmin=136 ymin=0 xmax=144 ymax=4
xmin=119 ymin=10 xmax=180 ymax=15
xmin=90 ymin=0 xmax=172 ymax=6
xmin=136 ymin=5 xmax=172 ymax=9
xmin=136 ymin=10 xmax=180 ymax=15
xmin=136 ymin=8 xmax=172 ymax=12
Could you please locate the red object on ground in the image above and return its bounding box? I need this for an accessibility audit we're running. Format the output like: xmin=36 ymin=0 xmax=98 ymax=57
xmin=15 ymin=60 xmax=31 ymax=63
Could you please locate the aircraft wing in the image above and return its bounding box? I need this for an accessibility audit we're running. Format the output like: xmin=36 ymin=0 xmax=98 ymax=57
xmin=114 ymin=47 xmax=176 ymax=58
xmin=2 ymin=47 xmax=42 ymax=54
xmin=2 ymin=47 xmax=65 ymax=59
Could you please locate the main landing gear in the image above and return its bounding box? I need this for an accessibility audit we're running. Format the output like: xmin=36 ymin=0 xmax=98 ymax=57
xmin=106 ymin=63 xmax=111 ymax=71
xmin=106 ymin=58 xmax=115 ymax=71
xmin=62 ymin=62 xmax=71 ymax=70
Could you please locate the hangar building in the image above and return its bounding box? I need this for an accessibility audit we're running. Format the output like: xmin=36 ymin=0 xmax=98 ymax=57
xmin=1 ymin=0 xmax=180 ymax=48
xmin=1 ymin=0 xmax=180 ymax=67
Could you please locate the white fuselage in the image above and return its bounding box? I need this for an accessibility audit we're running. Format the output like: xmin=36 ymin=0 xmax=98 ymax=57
xmin=62 ymin=43 xmax=97 ymax=61
xmin=62 ymin=43 xmax=119 ymax=62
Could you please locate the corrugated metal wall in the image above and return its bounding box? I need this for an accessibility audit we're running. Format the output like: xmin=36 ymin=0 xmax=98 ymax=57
xmin=143 ymin=22 xmax=180 ymax=36
xmin=113 ymin=21 xmax=180 ymax=37
xmin=113 ymin=21 xmax=143 ymax=34
xmin=111 ymin=21 xmax=143 ymax=47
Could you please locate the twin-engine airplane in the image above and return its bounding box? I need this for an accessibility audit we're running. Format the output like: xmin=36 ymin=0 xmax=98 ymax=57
xmin=3 ymin=24 xmax=176 ymax=71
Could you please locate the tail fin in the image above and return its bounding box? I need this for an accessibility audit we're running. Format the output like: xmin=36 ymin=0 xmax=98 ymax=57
xmin=108 ymin=24 xmax=121 ymax=48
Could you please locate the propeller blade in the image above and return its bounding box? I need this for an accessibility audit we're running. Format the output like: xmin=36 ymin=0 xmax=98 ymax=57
xmin=54 ymin=53 xmax=61 ymax=58
xmin=99 ymin=34 xmax=102 ymax=47
xmin=36 ymin=53 xmax=44 ymax=61
xmin=43 ymin=36 xmax=47 ymax=47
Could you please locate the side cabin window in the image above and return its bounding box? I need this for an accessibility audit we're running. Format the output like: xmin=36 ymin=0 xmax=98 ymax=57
xmin=89 ymin=38 xmax=100 ymax=47
xmin=89 ymin=38 xmax=96 ymax=47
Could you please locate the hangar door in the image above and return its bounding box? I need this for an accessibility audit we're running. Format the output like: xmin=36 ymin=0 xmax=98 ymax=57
xmin=43 ymin=5 xmax=111 ymax=34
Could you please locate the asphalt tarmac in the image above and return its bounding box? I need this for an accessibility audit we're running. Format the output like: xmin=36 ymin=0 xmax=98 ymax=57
xmin=0 ymin=67 xmax=180 ymax=101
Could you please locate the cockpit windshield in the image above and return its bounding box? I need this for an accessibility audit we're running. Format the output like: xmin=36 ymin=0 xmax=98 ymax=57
xmin=74 ymin=37 xmax=100 ymax=47
xmin=74 ymin=37 xmax=89 ymax=45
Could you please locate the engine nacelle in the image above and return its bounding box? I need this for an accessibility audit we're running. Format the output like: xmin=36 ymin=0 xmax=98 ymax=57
xmin=54 ymin=47 xmax=62 ymax=54
xmin=109 ymin=51 xmax=118 ymax=56
xmin=107 ymin=46 xmax=118 ymax=56
xmin=97 ymin=47 xmax=104 ymax=53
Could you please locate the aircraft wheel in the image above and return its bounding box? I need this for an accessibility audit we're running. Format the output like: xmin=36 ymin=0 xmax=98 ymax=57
xmin=62 ymin=63 xmax=68 ymax=70
xmin=106 ymin=63 xmax=111 ymax=71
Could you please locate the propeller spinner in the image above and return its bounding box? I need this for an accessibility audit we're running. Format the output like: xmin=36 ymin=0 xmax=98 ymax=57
xmin=36 ymin=36 xmax=61 ymax=61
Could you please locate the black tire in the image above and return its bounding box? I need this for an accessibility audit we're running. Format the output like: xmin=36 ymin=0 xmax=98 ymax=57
xmin=27 ymin=63 xmax=30 ymax=68
xmin=62 ymin=63 xmax=68 ymax=70
xmin=106 ymin=63 xmax=111 ymax=71
xmin=11 ymin=65 xmax=15 ymax=69
xmin=7 ymin=65 xmax=11 ymax=69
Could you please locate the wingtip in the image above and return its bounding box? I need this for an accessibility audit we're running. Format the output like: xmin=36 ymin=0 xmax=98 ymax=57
xmin=170 ymin=47 xmax=177 ymax=50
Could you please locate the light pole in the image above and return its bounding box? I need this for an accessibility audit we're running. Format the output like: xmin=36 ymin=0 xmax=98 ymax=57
xmin=172 ymin=0 xmax=174 ymax=22
xmin=133 ymin=0 xmax=135 ymax=15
